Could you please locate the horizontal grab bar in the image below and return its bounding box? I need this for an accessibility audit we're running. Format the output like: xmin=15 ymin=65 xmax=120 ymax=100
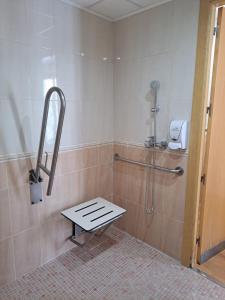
xmin=114 ymin=153 xmax=184 ymax=176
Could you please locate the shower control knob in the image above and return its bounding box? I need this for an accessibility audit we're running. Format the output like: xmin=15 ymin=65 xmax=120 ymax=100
xmin=151 ymin=106 xmax=160 ymax=113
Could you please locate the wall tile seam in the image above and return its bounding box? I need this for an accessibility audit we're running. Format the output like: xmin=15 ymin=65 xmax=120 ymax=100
xmin=0 ymin=223 xmax=41 ymax=244
xmin=113 ymin=50 xmax=172 ymax=63
xmin=114 ymin=142 xmax=189 ymax=157
xmin=0 ymin=142 xmax=114 ymax=163
xmin=0 ymin=38 xmax=114 ymax=62
xmin=4 ymin=165 xmax=113 ymax=190
xmin=114 ymin=195 xmax=185 ymax=224
xmin=49 ymin=163 xmax=114 ymax=178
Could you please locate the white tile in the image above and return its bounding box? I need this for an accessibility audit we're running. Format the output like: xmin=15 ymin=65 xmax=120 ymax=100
xmin=29 ymin=47 xmax=57 ymax=101
xmin=140 ymin=1 xmax=173 ymax=57
xmin=90 ymin=0 xmax=138 ymax=20
xmin=0 ymin=40 xmax=31 ymax=100
xmin=170 ymin=49 xmax=196 ymax=101
xmin=56 ymin=53 xmax=82 ymax=102
xmin=53 ymin=1 xmax=82 ymax=55
xmin=0 ymin=100 xmax=33 ymax=156
xmin=114 ymin=1 xmax=173 ymax=60
xmin=27 ymin=8 xmax=55 ymax=49
xmin=0 ymin=0 xmax=29 ymax=43
xmin=171 ymin=0 xmax=200 ymax=51
xmin=79 ymin=10 xmax=113 ymax=59
xmin=60 ymin=100 xmax=84 ymax=148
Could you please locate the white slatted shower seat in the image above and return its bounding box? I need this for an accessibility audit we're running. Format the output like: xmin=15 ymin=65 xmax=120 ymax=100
xmin=61 ymin=197 xmax=126 ymax=246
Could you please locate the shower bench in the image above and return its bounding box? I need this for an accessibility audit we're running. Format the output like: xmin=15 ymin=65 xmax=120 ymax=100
xmin=61 ymin=197 xmax=126 ymax=246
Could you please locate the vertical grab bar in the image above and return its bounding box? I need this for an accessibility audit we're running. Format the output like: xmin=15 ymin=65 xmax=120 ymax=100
xmin=36 ymin=87 xmax=66 ymax=195
xmin=30 ymin=87 xmax=66 ymax=204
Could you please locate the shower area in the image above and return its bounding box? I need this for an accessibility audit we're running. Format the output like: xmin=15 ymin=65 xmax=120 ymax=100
xmin=0 ymin=0 xmax=199 ymax=291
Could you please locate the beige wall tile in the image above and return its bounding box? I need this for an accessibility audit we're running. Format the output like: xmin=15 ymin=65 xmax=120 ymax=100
xmin=10 ymin=184 xmax=40 ymax=234
xmin=99 ymin=144 xmax=113 ymax=165
xmin=60 ymin=150 xmax=79 ymax=175
xmin=80 ymin=166 xmax=99 ymax=202
xmin=127 ymin=165 xmax=145 ymax=206
xmin=82 ymin=147 xmax=99 ymax=169
xmin=114 ymin=143 xmax=127 ymax=157
xmin=123 ymin=201 xmax=139 ymax=238
xmin=39 ymin=177 xmax=62 ymax=224
xmin=61 ymin=146 xmax=99 ymax=175
xmin=0 ymin=189 xmax=11 ymax=241
xmin=7 ymin=158 xmax=33 ymax=188
xmin=98 ymin=164 xmax=113 ymax=198
xmin=114 ymin=144 xmax=187 ymax=259
xmin=126 ymin=145 xmax=148 ymax=163
xmin=161 ymin=217 xmax=184 ymax=260
xmin=154 ymin=152 xmax=187 ymax=222
xmin=0 ymin=162 xmax=7 ymax=190
xmin=113 ymin=195 xmax=127 ymax=231
xmin=113 ymin=161 xmax=128 ymax=200
xmin=60 ymin=171 xmax=81 ymax=208
xmin=40 ymin=215 xmax=73 ymax=264
xmin=0 ymin=238 xmax=15 ymax=286
xmin=14 ymin=227 xmax=41 ymax=278
xmin=138 ymin=209 xmax=163 ymax=251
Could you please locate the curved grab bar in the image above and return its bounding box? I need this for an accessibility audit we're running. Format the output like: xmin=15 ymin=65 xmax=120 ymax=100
xmin=114 ymin=153 xmax=184 ymax=176
xmin=35 ymin=87 xmax=66 ymax=195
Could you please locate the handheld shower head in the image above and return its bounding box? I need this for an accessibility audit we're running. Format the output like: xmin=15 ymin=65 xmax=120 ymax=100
xmin=150 ymin=80 xmax=160 ymax=91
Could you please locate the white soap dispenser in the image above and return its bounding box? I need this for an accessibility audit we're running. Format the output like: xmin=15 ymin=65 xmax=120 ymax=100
xmin=168 ymin=120 xmax=188 ymax=150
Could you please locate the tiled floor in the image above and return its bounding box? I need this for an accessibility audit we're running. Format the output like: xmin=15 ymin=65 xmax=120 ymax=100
xmin=0 ymin=227 xmax=225 ymax=300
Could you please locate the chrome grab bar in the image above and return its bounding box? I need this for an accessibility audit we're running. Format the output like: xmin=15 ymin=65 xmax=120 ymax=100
xmin=35 ymin=87 xmax=66 ymax=195
xmin=114 ymin=153 xmax=184 ymax=176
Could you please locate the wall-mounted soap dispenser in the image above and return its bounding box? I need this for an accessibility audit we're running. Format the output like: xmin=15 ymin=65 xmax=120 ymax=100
xmin=168 ymin=120 xmax=188 ymax=150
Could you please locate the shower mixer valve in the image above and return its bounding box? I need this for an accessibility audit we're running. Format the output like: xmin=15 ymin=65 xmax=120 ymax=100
xmin=144 ymin=136 xmax=156 ymax=148
xmin=144 ymin=137 xmax=168 ymax=149
xmin=151 ymin=106 xmax=160 ymax=113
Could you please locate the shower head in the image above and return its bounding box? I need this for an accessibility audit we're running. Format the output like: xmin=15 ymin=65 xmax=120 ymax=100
xmin=150 ymin=80 xmax=160 ymax=90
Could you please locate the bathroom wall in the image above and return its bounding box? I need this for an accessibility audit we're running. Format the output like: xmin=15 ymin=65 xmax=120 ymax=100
xmin=0 ymin=144 xmax=113 ymax=286
xmin=0 ymin=0 xmax=114 ymax=159
xmin=0 ymin=0 xmax=200 ymax=287
xmin=114 ymin=0 xmax=199 ymax=145
xmin=113 ymin=0 xmax=199 ymax=260
xmin=0 ymin=0 xmax=114 ymax=287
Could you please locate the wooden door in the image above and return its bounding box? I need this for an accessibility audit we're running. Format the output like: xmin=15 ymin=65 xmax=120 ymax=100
xmin=198 ymin=7 xmax=225 ymax=264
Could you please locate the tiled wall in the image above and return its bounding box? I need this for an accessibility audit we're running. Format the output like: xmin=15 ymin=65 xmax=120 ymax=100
xmin=114 ymin=0 xmax=199 ymax=145
xmin=113 ymin=143 xmax=188 ymax=260
xmin=0 ymin=0 xmax=114 ymax=159
xmin=0 ymin=144 xmax=113 ymax=286
xmin=0 ymin=0 xmax=200 ymax=287
xmin=112 ymin=0 xmax=199 ymax=260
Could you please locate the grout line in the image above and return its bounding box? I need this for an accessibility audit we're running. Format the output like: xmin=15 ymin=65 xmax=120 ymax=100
xmin=86 ymin=0 xmax=104 ymax=9
xmin=0 ymin=142 xmax=114 ymax=163
xmin=60 ymin=0 xmax=174 ymax=23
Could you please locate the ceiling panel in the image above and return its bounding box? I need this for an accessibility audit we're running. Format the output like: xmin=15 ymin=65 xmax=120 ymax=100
xmin=129 ymin=0 xmax=163 ymax=7
xmin=89 ymin=0 xmax=139 ymax=20
xmin=63 ymin=0 xmax=173 ymax=21
xmin=70 ymin=0 xmax=101 ymax=8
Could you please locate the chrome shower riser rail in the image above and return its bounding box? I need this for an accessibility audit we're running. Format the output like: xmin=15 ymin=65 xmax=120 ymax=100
xmin=114 ymin=153 xmax=184 ymax=176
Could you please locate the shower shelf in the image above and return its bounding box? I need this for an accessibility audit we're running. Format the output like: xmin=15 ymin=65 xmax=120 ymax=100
xmin=61 ymin=198 xmax=126 ymax=246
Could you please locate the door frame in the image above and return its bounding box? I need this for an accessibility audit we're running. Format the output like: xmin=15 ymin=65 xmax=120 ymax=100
xmin=181 ymin=0 xmax=225 ymax=267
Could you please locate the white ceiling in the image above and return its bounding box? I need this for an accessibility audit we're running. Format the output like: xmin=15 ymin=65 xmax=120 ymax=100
xmin=63 ymin=0 xmax=173 ymax=21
